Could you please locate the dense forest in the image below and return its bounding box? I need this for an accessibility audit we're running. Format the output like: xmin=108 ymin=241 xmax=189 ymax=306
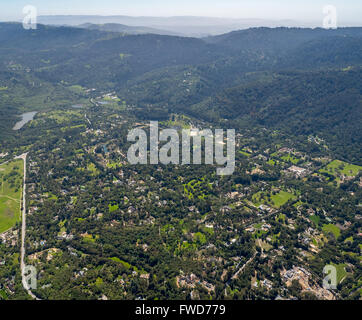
xmin=2 ymin=23 xmax=360 ymax=161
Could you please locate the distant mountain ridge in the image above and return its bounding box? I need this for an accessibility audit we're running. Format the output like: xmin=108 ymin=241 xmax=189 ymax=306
xmin=37 ymin=15 xmax=316 ymax=37
xmin=77 ymin=23 xmax=182 ymax=36
xmin=206 ymin=27 xmax=362 ymax=51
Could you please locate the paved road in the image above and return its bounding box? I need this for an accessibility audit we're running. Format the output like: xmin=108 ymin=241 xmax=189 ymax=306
xmin=224 ymin=207 xmax=279 ymax=281
xmin=231 ymin=251 xmax=257 ymax=281
xmin=85 ymin=113 xmax=92 ymax=126
xmin=16 ymin=153 xmax=39 ymax=300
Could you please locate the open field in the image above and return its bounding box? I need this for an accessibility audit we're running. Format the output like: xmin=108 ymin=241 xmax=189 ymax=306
xmin=331 ymin=263 xmax=348 ymax=284
xmin=322 ymin=223 xmax=341 ymax=239
xmin=280 ymin=153 xmax=300 ymax=164
xmin=0 ymin=159 xmax=23 ymax=233
xmin=252 ymin=190 xmax=297 ymax=208
xmin=256 ymin=239 xmax=273 ymax=252
xmin=309 ymin=215 xmax=320 ymax=226
xmin=319 ymin=160 xmax=362 ymax=182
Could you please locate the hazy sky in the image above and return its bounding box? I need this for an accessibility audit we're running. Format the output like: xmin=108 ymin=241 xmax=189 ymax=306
xmin=0 ymin=0 xmax=361 ymax=23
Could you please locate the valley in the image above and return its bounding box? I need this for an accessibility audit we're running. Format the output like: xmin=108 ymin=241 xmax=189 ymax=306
xmin=0 ymin=22 xmax=361 ymax=301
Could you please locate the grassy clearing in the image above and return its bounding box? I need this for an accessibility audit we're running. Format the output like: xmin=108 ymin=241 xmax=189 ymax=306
xmin=43 ymin=192 xmax=58 ymax=201
xmin=276 ymin=213 xmax=286 ymax=224
xmin=82 ymin=233 xmax=98 ymax=244
xmin=319 ymin=160 xmax=362 ymax=182
xmin=194 ymin=232 xmax=207 ymax=245
xmin=68 ymin=85 xmax=85 ymax=94
xmin=106 ymin=162 xmax=121 ymax=169
xmin=280 ymin=153 xmax=300 ymax=164
xmin=256 ymin=239 xmax=272 ymax=251
xmin=45 ymin=110 xmax=83 ymax=124
xmin=161 ymin=117 xmax=191 ymax=130
xmin=309 ymin=215 xmax=320 ymax=226
xmin=0 ymin=289 xmax=8 ymax=299
xmin=109 ymin=257 xmax=145 ymax=273
xmin=78 ymin=162 xmax=100 ymax=176
xmin=344 ymin=236 xmax=353 ymax=244
xmin=252 ymin=190 xmax=296 ymax=208
xmin=86 ymin=163 xmax=100 ymax=176
xmin=322 ymin=224 xmax=341 ymax=239
xmin=252 ymin=223 xmax=268 ymax=239
xmin=239 ymin=150 xmax=252 ymax=157
xmin=108 ymin=204 xmax=119 ymax=213
xmin=183 ymin=178 xmax=212 ymax=200
xmin=331 ymin=263 xmax=348 ymax=283
xmin=110 ymin=257 xmax=130 ymax=267
xmin=293 ymin=200 xmax=303 ymax=208
xmin=202 ymin=226 xmax=214 ymax=236
xmin=103 ymin=96 xmax=121 ymax=102
xmin=267 ymin=159 xmax=277 ymax=166
xmin=0 ymin=159 xmax=23 ymax=233
xmin=271 ymin=191 xmax=296 ymax=207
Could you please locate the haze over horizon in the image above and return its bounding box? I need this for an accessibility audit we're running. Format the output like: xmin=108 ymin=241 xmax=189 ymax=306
xmin=0 ymin=0 xmax=361 ymax=26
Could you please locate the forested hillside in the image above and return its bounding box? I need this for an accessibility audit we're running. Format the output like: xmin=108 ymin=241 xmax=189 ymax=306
xmin=1 ymin=23 xmax=361 ymax=162
xmin=189 ymin=68 xmax=362 ymax=163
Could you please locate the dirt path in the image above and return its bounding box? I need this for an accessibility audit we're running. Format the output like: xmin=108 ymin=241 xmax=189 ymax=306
xmin=0 ymin=195 xmax=21 ymax=202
